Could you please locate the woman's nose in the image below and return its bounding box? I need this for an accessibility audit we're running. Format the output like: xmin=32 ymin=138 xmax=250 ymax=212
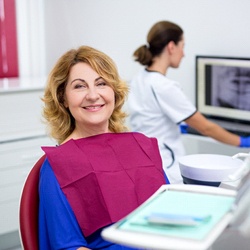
xmin=86 ymin=87 xmax=100 ymax=100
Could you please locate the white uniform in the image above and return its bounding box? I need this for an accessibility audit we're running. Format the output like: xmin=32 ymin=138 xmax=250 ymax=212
xmin=128 ymin=69 xmax=196 ymax=184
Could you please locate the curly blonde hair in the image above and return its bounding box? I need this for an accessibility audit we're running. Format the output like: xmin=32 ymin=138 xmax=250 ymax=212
xmin=42 ymin=46 xmax=129 ymax=144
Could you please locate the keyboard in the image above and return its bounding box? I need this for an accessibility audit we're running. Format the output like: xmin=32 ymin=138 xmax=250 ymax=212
xmin=186 ymin=120 xmax=250 ymax=137
xmin=227 ymin=129 xmax=250 ymax=137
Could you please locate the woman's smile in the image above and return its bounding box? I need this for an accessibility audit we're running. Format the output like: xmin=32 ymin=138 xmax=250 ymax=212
xmin=83 ymin=104 xmax=105 ymax=111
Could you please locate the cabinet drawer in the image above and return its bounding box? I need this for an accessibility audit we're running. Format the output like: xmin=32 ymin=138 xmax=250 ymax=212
xmin=0 ymin=200 xmax=19 ymax=234
xmin=0 ymin=90 xmax=46 ymax=141
xmin=0 ymin=136 xmax=54 ymax=235
xmin=0 ymin=136 xmax=54 ymax=169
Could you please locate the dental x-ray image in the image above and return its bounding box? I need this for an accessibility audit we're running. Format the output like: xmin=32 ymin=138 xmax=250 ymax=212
xmin=211 ymin=66 xmax=250 ymax=111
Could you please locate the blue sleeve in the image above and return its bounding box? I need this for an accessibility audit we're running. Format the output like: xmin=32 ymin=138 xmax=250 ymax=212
xmin=39 ymin=158 xmax=87 ymax=249
xmin=164 ymin=172 xmax=170 ymax=184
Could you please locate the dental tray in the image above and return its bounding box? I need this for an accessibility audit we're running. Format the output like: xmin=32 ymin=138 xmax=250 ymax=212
xmin=101 ymin=184 xmax=236 ymax=250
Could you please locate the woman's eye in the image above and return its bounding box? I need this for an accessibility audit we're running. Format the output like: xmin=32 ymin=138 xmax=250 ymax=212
xmin=74 ymin=83 xmax=85 ymax=89
xmin=97 ymin=82 xmax=107 ymax=87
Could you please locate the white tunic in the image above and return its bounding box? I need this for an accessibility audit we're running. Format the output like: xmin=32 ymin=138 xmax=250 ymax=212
xmin=127 ymin=69 xmax=196 ymax=183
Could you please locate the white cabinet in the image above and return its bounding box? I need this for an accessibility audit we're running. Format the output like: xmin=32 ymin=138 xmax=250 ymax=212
xmin=0 ymin=80 xmax=55 ymax=237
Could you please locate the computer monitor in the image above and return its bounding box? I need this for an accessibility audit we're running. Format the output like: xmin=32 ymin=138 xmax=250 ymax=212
xmin=196 ymin=56 xmax=250 ymax=124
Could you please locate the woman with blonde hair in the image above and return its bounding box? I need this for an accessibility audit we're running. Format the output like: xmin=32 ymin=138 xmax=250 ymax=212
xmin=39 ymin=45 xmax=168 ymax=249
xmin=43 ymin=45 xmax=128 ymax=144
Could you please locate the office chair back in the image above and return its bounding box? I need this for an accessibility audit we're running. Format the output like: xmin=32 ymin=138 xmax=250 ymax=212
xmin=19 ymin=154 xmax=46 ymax=250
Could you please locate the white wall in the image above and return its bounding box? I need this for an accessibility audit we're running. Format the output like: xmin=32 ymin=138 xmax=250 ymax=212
xmin=43 ymin=0 xmax=250 ymax=104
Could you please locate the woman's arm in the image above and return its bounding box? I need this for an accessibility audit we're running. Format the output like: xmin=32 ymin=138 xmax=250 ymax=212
xmin=185 ymin=111 xmax=241 ymax=146
xmin=39 ymin=159 xmax=88 ymax=249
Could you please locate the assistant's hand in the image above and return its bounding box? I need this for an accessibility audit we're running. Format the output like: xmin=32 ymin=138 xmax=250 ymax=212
xmin=239 ymin=136 xmax=250 ymax=147
xmin=179 ymin=123 xmax=189 ymax=134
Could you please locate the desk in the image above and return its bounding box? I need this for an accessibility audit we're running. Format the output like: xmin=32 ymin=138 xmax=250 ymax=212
xmin=181 ymin=134 xmax=249 ymax=156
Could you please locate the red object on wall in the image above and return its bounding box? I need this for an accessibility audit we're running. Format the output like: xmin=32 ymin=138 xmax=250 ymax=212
xmin=0 ymin=0 xmax=19 ymax=78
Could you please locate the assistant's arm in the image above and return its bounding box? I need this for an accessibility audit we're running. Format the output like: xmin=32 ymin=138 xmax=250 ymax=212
xmin=185 ymin=111 xmax=242 ymax=146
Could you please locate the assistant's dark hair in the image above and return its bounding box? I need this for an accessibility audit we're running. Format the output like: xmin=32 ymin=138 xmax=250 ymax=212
xmin=133 ymin=21 xmax=183 ymax=66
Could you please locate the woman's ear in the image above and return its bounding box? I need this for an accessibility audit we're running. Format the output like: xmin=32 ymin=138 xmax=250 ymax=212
xmin=166 ymin=41 xmax=175 ymax=54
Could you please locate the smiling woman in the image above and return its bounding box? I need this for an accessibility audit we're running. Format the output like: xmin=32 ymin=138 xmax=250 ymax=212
xmin=39 ymin=45 xmax=169 ymax=250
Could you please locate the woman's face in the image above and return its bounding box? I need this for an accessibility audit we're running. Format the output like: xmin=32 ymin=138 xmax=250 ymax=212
xmin=170 ymin=36 xmax=185 ymax=68
xmin=64 ymin=62 xmax=115 ymax=133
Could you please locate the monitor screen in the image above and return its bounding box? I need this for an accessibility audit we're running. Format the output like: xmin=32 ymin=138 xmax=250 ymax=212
xmin=196 ymin=56 xmax=250 ymax=124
